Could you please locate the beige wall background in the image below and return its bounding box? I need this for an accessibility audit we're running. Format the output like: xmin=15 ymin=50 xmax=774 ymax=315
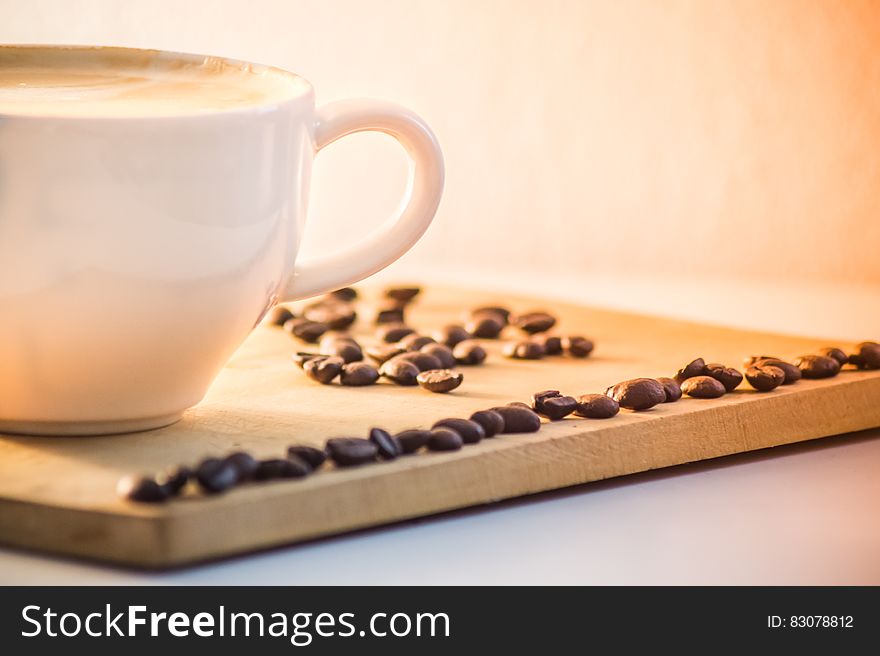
xmin=1 ymin=0 xmax=878 ymax=339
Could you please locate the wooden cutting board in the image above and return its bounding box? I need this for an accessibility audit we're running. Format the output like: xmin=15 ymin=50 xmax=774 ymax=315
xmin=0 ymin=287 xmax=878 ymax=567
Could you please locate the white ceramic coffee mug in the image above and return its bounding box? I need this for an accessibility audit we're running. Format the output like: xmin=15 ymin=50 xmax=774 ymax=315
xmin=0 ymin=45 xmax=443 ymax=435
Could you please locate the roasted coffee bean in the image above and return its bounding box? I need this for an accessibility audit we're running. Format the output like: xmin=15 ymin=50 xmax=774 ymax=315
xmin=366 ymin=344 xmax=406 ymax=364
xmin=320 ymin=339 xmax=363 ymax=364
xmin=743 ymin=355 xmax=780 ymax=368
xmin=420 ymin=343 xmax=457 ymax=369
xmin=427 ymin=428 xmax=464 ymax=451
xmin=532 ymin=334 xmax=562 ymax=355
xmin=453 ymin=340 xmax=487 ymax=365
xmin=255 ymin=457 xmax=310 ymax=480
xmin=745 ymin=364 xmax=785 ymax=392
xmin=466 ymin=314 xmax=505 ymax=339
xmin=469 ymin=409 xmax=505 ymax=437
xmin=432 ymin=418 xmax=485 ymax=444
xmin=471 ymin=306 xmax=511 ymax=325
xmin=503 ymin=340 xmax=545 ymax=360
xmin=399 ymin=333 xmax=436 ymax=351
xmin=492 ymin=405 xmax=542 ymax=433
xmin=327 ymin=437 xmax=378 ymax=466
xmin=284 ymin=318 xmax=327 ymax=343
xmin=794 ymin=354 xmax=841 ymax=379
xmin=195 ymin=457 xmax=239 ymax=494
xmin=369 ymin=427 xmax=402 ymax=460
xmin=703 ymin=363 xmax=743 ymax=392
xmin=268 ymin=305 xmax=295 ymax=327
xmin=753 ymin=358 xmax=802 ymax=384
xmin=379 ymin=358 xmax=421 ymax=385
xmin=574 ymin=394 xmax=620 ymax=419
xmin=329 ymin=287 xmax=358 ymax=302
xmin=117 ymin=474 xmax=168 ymax=503
xmin=435 ymin=324 xmax=471 ymax=348
xmin=384 ymin=286 xmax=421 ymax=303
xmin=302 ymin=300 xmax=357 ymax=330
xmin=563 ymin=336 xmax=594 ymax=358
xmin=377 ymin=323 xmax=415 ymax=343
xmin=292 ymin=351 xmax=323 ymax=369
xmin=225 ymin=451 xmax=259 ymax=481
xmin=417 ymin=369 xmax=464 ymax=393
xmin=673 ymin=358 xmax=706 ymax=384
xmin=606 ymin=378 xmax=666 ymax=411
xmin=287 ymin=445 xmax=328 ymax=469
xmin=340 ymin=362 xmax=379 ymax=386
xmin=394 ymin=429 xmax=432 ymax=454
xmin=655 ymin=377 xmax=682 ymax=402
xmin=818 ymin=347 xmax=848 ymax=366
xmin=375 ymin=303 xmax=405 ymax=325
xmin=303 ymin=356 xmax=344 ymax=384
xmin=680 ymin=375 xmax=726 ymax=399
xmin=393 ymin=351 xmax=444 ymax=372
xmin=515 ymin=311 xmax=557 ymax=334
xmin=531 ymin=390 xmax=577 ymax=420
xmin=850 ymin=342 xmax=880 ymax=369
xmin=156 ymin=465 xmax=190 ymax=496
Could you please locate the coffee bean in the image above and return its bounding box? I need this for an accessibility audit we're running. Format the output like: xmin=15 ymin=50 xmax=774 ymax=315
xmin=393 ymin=351 xmax=444 ymax=372
xmin=420 ymin=343 xmax=457 ymax=368
xmin=743 ymin=355 xmax=780 ymax=368
xmin=655 ymin=377 xmax=682 ymax=402
xmin=434 ymin=324 xmax=471 ymax=348
xmin=340 ymin=362 xmax=379 ymax=386
xmin=563 ymin=336 xmax=594 ymax=358
xmin=745 ymin=364 xmax=785 ymax=392
xmin=606 ymin=378 xmax=666 ymax=410
xmin=818 ymin=347 xmax=848 ymax=366
xmin=195 ymin=457 xmax=239 ymax=494
xmin=284 ymin=318 xmax=327 ymax=343
xmin=680 ymin=375 xmax=726 ymax=399
xmin=303 ymin=300 xmax=357 ymax=330
xmin=432 ymin=418 xmax=485 ymax=444
xmin=673 ymin=358 xmax=706 ymax=384
xmin=703 ymin=363 xmax=743 ymax=392
xmin=394 ymin=429 xmax=432 ymax=454
xmin=532 ymin=334 xmax=562 ymax=355
xmin=155 ymin=465 xmax=190 ymax=496
xmin=399 ymin=333 xmax=436 ymax=351
xmin=379 ymin=358 xmax=421 ymax=385
xmin=427 ymin=428 xmax=464 ymax=451
xmin=320 ymin=339 xmax=363 ymax=363
xmin=255 ymin=457 xmax=310 ymax=480
xmin=369 ymin=427 xmax=402 ymax=460
xmin=752 ymin=358 xmax=802 ymax=384
xmin=366 ymin=344 xmax=406 ymax=364
xmin=471 ymin=306 xmax=511 ymax=325
xmin=225 ymin=451 xmax=259 ymax=481
xmin=469 ymin=409 xmax=505 ymax=437
xmin=574 ymin=394 xmax=620 ymax=419
xmin=515 ymin=311 xmax=557 ymax=334
xmin=850 ymin=342 xmax=880 ymax=369
xmin=304 ymin=355 xmax=344 ymax=384
xmin=531 ymin=390 xmax=577 ymax=420
xmin=268 ymin=305 xmax=295 ymax=327
xmin=319 ymin=331 xmax=356 ymax=349
xmin=506 ymin=401 xmax=533 ymax=410
xmin=453 ymin=340 xmax=487 ymax=365
xmin=794 ymin=354 xmax=841 ymax=379
xmin=329 ymin=287 xmax=358 ymax=302
xmin=326 ymin=437 xmax=378 ymax=466
xmin=287 ymin=445 xmax=328 ymax=469
xmin=117 ymin=474 xmax=168 ymax=503
xmin=375 ymin=303 xmax=405 ymax=325
xmin=384 ymin=286 xmax=421 ymax=303
xmin=377 ymin=323 xmax=415 ymax=343
xmin=466 ymin=314 xmax=505 ymax=339
xmin=503 ymin=340 xmax=545 ymax=360
xmin=491 ymin=405 xmax=542 ymax=433
xmin=417 ymin=369 xmax=464 ymax=393
xmin=292 ymin=351 xmax=323 ymax=368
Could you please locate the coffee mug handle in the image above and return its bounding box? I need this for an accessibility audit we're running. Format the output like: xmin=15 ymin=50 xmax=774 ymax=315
xmin=281 ymin=99 xmax=444 ymax=300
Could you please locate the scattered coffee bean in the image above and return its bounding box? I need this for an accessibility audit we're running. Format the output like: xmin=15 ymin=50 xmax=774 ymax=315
xmin=284 ymin=318 xmax=327 ymax=343
xmin=606 ymin=378 xmax=666 ymax=411
xmin=466 ymin=313 xmax=505 ymax=339
xmin=255 ymin=457 xmax=310 ymax=480
xmin=794 ymin=354 xmax=841 ymax=379
xmin=302 ymin=300 xmax=357 ymax=330
xmin=195 ymin=457 xmax=239 ymax=494
xmin=369 ymin=427 xmax=402 ymax=460
xmin=394 ymin=429 xmax=432 ymax=454
xmin=329 ymin=287 xmax=358 ymax=302
xmin=375 ymin=303 xmax=405 ymax=325
xmin=515 ymin=311 xmax=557 ymax=334
xmin=673 ymin=358 xmax=706 ymax=384
xmin=379 ymin=358 xmax=421 ymax=385
xmin=574 ymin=394 xmax=620 ymax=419
xmin=563 ymin=336 xmax=594 ymax=358
xmin=399 ymin=333 xmax=436 ymax=351
xmin=745 ymin=364 xmax=785 ymax=392
xmin=366 ymin=343 xmax=406 ymax=364
xmin=471 ymin=306 xmax=511 ymax=325
xmin=420 ymin=343 xmax=457 ymax=369
xmin=384 ymin=286 xmax=421 ymax=303
xmin=492 ymin=405 xmax=542 ymax=433
xmin=268 ymin=305 xmax=295 ymax=327
xmin=225 ymin=451 xmax=259 ymax=481
xmin=393 ymin=351 xmax=444 ymax=372
xmin=117 ymin=474 xmax=168 ymax=503
xmin=326 ymin=437 xmax=378 ymax=466
xmin=503 ymin=340 xmax=545 ymax=360
xmin=680 ymin=375 xmax=726 ymax=399
xmin=818 ymin=347 xmax=848 ymax=366
xmin=532 ymin=334 xmax=562 ymax=355
xmin=432 ymin=418 xmax=485 ymax=444
xmin=655 ymin=377 xmax=682 ymax=402
xmin=155 ymin=465 xmax=190 ymax=496
xmin=287 ymin=445 xmax=328 ymax=469
xmin=292 ymin=351 xmax=323 ymax=368
xmin=469 ymin=409 xmax=505 ymax=437
xmin=340 ymin=362 xmax=379 ymax=386
xmin=531 ymin=390 xmax=577 ymax=420
xmin=320 ymin=339 xmax=363 ymax=363
xmin=377 ymin=323 xmax=415 ymax=343
xmin=304 ymin=356 xmax=344 ymax=384
xmin=849 ymin=342 xmax=880 ymax=369
xmin=434 ymin=324 xmax=471 ymax=348
xmin=453 ymin=340 xmax=487 ymax=365
xmin=427 ymin=428 xmax=464 ymax=451
xmin=752 ymin=357 xmax=802 ymax=384
xmin=703 ymin=363 xmax=743 ymax=392
xmin=417 ymin=369 xmax=464 ymax=393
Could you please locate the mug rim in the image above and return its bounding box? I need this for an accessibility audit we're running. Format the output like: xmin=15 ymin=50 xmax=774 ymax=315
xmin=0 ymin=43 xmax=314 ymax=120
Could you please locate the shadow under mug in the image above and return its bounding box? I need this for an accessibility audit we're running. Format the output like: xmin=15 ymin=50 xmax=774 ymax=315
xmin=0 ymin=45 xmax=444 ymax=435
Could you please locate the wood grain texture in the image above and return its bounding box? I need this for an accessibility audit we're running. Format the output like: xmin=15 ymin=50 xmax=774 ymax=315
xmin=0 ymin=286 xmax=877 ymax=567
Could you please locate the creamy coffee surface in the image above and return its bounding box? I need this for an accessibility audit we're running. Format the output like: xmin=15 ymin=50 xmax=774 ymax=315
xmin=0 ymin=46 xmax=307 ymax=117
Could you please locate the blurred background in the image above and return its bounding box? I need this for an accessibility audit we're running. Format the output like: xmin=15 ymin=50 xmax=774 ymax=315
xmin=1 ymin=0 xmax=877 ymax=339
